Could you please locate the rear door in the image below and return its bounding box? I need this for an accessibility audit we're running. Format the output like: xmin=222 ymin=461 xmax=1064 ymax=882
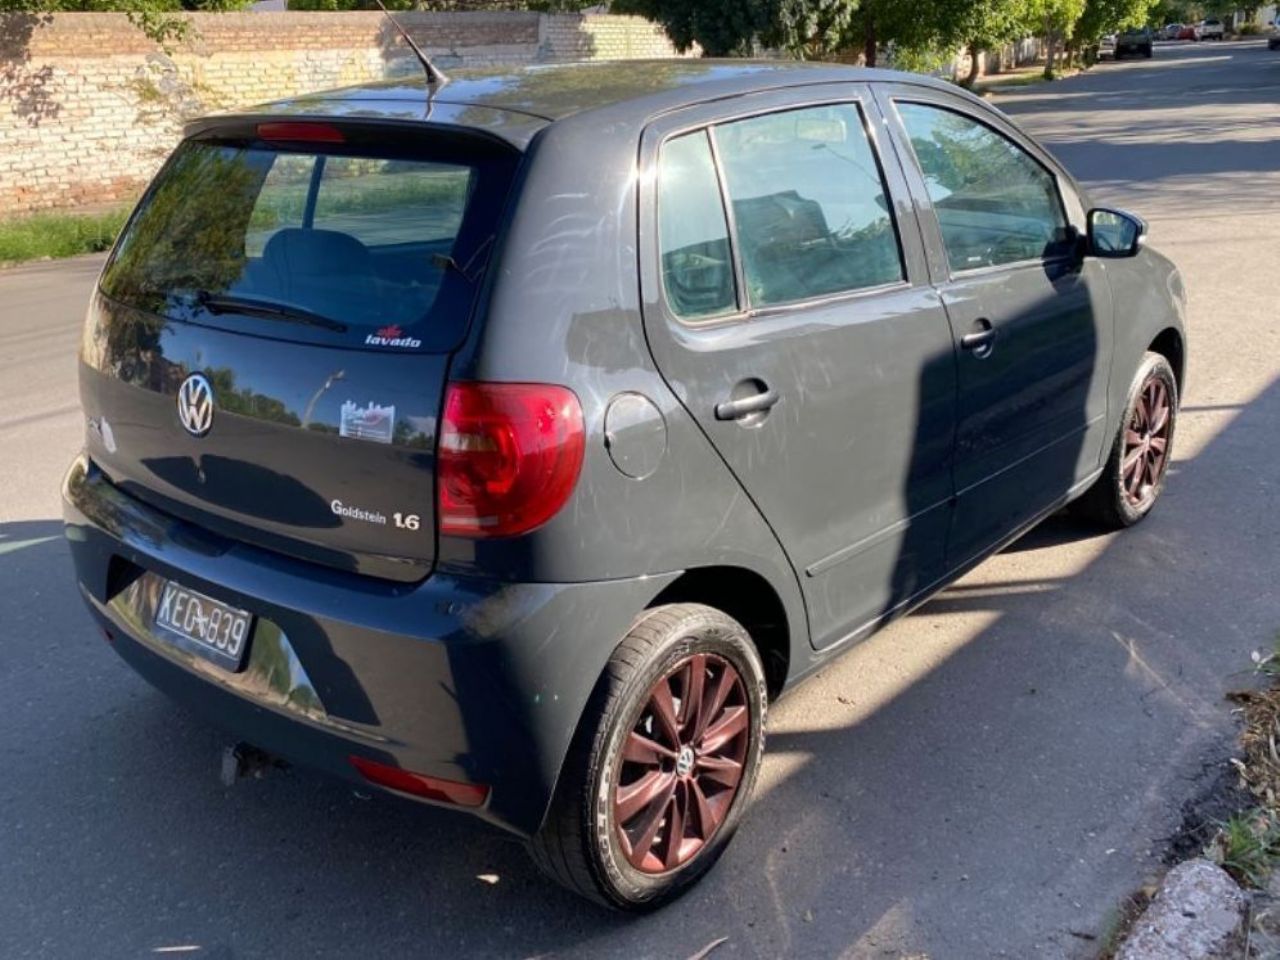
xmin=874 ymin=87 xmax=1113 ymax=566
xmin=640 ymin=87 xmax=958 ymax=651
xmin=83 ymin=121 xmax=520 ymax=581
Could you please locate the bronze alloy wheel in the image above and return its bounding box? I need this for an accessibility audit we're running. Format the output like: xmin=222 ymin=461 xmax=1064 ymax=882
xmin=1121 ymin=373 xmax=1173 ymax=510
xmin=612 ymin=652 xmax=750 ymax=874
xmin=530 ymin=603 xmax=765 ymax=909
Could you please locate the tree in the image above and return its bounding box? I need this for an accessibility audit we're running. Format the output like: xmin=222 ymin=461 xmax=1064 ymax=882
xmin=845 ymin=0 xmax=944 ymax=67
xmin=768 ymin=0 xmax=860 ymax=59
xmin=0 ymin=1 xmax=252 ymax=9
xmin=1075 ymin=0 xmax=1157 ymax=45
xmin=0 ymin=1 xmax=255 ymax=49
xmin=943 ymin=0 xmax=1032 ymax=86
xmin=609 ymin=0 xmax=776 ymax=56
xmin=287 ymin=1 xmax=598 ymax=11
xmin=612 ymin=0 xmax=886 ymax=60
xmin=1025 ymin=0 xmax=1086 ymax=77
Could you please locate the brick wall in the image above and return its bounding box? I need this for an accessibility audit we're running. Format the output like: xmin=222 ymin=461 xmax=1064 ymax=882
xmin=0 ymin=11 xmax=692 ymax=216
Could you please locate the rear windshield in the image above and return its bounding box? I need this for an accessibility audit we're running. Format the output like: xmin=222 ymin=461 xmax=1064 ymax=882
xmin=101 ymin=131 xmax=517 ymax=350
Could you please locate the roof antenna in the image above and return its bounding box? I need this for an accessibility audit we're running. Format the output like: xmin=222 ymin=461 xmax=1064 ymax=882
xmin=371 ymin=0 xmax=449 ymax=88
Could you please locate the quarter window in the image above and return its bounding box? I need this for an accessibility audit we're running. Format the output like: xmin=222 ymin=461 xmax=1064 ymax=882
xmin=713 ymin=103 xmax=904 ymax=308
xmin=657 ymin=130 xmax=737 ymax=320
xmin=896 ymin=102 xmax=1071 ymax=271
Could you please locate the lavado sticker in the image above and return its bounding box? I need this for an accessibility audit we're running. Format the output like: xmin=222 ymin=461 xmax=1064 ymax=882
xmin=365 ymin=325 xmax=422 ymax=349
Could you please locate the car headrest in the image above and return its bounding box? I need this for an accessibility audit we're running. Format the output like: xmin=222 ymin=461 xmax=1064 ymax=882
xmin=262 ymin=228 xmax=372 ymax=277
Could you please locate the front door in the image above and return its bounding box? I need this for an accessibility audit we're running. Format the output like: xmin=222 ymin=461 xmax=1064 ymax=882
xmin=639 ymin=87 xmax=958 ymax=651
xmin=876 ymin=88 xmax=1114 ymax=566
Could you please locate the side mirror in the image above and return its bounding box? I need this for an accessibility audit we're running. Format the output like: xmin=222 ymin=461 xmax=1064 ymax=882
xmin=1087 ymin=207 xmax=1147 ymax=258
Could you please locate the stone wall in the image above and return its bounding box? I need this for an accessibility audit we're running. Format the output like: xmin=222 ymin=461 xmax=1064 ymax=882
xmin=0 ymin=11 xmax=690 ymax=216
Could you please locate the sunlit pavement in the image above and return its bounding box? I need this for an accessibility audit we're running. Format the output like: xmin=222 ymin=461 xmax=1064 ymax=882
xmin=2 ymin=39 xmax=1278 ymax=960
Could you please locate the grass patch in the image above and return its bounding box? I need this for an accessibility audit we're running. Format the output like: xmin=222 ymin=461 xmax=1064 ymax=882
xmin=1202 ymin=640 xmax=1280 ymax=889
xmin=0 ymin=208 xmax=131 ymax=267
xmin=1211 ymin=809 xmax=1280 ymax=887
xmin=973 ymin=65 xmax=1085 ymax=96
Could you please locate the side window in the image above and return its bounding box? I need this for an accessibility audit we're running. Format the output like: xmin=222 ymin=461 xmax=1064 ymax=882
xmin=713 ymin=103 xmax=904 ymax=308
xmin=657 ymin=130 xmax=737 ymax=320
xmin=896 ymin=102 xmax=1071 ymax=272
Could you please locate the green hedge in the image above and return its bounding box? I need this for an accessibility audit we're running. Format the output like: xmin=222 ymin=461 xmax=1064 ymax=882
xmin=0 ymin=208 xmax=131 ymax=266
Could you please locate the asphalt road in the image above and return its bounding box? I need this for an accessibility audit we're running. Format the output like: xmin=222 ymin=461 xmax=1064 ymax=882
xmin=2 ymin=39 xmax=1278 ymax=960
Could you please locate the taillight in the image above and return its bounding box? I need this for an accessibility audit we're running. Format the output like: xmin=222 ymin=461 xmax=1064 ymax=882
xmin=438 ymin=382 xmax=585 ymax=538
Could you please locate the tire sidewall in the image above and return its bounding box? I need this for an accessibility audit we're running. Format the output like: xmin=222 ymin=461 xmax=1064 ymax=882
xmin=1109 ymin=353 xmax=1179 ymax=525
xmin=588 ymin=611 xmax=767 ymax=909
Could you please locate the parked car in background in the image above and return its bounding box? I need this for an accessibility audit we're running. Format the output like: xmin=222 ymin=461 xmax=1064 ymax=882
xmin=1099 ymin=33 xmax=1118 ymax=58
xmin=1116 ymin=26 xmax=1155 ymax=57
xmin=1161 ymin=23 xmax=1184 ymax=40
xmin=1177 ymin=24 xmax=1199 ymax=39
xmin=64 ymin=60 xmax=1188 ymax=910
xmin=1196 ymin=18 xmax=1225 ymax=39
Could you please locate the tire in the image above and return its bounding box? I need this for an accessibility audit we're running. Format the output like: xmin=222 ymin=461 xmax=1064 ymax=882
xmin=1075 ymin=352 xmax=1178 ymax=528
xmin=529 ymin=603 xmax=767 ymax=910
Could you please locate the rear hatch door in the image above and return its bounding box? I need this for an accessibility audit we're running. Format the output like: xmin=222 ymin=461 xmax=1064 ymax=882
xmin=81 ymin=119 xmax=521 ymax=581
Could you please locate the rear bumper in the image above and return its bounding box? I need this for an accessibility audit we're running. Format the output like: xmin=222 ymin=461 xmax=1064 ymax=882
xmin=63 ymin=454 xmax=676 ymax=836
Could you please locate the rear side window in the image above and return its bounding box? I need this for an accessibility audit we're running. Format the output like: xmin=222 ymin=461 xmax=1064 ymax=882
xmin=714 ymin=103 xmax=904 ymax=308
xmin=101 ymin=133 xmax=514 ymax=350
xmin=657 ymin=131 xmax=737 ymax=321
xmin=896 ymin=102 xmax=1071 ymax=272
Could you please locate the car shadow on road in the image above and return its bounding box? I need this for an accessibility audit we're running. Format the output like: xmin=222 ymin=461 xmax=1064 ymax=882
xmin=5 ymin=373 xmax=1277 ymax=960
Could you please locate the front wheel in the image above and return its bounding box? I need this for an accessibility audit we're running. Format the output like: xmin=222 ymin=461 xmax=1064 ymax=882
xmin=529 ymin=603 xmax=767 ymax=910
xmin=1075 ymin=352 xmax=1179 ymax=528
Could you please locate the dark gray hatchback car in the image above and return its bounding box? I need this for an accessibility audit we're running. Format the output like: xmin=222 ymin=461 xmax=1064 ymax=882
xmin=65 ymin=60 xmax=1186 ymax=909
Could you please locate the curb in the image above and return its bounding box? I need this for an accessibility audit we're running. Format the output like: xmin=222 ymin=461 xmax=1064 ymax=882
xmin=1116 ymin=859 xmax=1245 ymax=960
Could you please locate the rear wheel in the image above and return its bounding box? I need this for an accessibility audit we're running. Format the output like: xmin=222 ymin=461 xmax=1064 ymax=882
xmin=1075 ymin=352 xmax=1178 ymax=528
xmin=529 ymin=603 xmax=767 ymax=910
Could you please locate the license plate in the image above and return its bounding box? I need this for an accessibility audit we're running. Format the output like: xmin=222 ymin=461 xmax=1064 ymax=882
xmin=151 ymin=580 xmax=253 ymax=672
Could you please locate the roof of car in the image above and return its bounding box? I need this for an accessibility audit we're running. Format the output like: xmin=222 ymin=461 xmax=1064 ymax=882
xmin=215 ymin=59 xmax=968 ymax=149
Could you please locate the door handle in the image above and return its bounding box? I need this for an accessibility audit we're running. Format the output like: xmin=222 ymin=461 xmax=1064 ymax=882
xmin=960 ymin=319 xmax=996 ymax=357
xmin=715 ymin=388 xmax=780 ymax=421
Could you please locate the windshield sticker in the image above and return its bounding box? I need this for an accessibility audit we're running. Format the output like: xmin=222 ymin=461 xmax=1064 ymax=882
xmin=364 ymin=325 xmax=422 ymax=349
xmin=340 ymin=400 xmax=396 ymax=445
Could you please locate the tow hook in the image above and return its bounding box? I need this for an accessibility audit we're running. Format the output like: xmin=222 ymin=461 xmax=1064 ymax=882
xmin=220 ymin=742 xmax=288 ymax=786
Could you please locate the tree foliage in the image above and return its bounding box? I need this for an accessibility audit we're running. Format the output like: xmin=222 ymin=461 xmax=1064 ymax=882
xmin=0 ymin=1 xmax=255 ymax=49
xmin=609 ymin=0 xmax=774 ymax=56
xmin=286 ymin=1 xmax=598 ymax=10
xmin=943 ymin=0 xmax=1030 ymax=83
xmin=768 ymin=0 xmax=860 ymax=59
xmin=0 ymin=1 xmax=252 ymax=9
xmin=1076 ymin=0 xmax=1157 ymax=45
xmin=847 ymin=0 xmax=945 ymax=66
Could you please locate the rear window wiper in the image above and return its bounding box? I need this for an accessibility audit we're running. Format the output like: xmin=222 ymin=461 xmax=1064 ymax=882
xmin=194 ymin=291 xmax=348 ymax=333
xmin=431 ymin=235 xmax=495 ymax=285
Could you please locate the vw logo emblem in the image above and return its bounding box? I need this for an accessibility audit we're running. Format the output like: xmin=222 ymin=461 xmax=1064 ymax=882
xmin=177 ymin=372 xmax=215 ymax=438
